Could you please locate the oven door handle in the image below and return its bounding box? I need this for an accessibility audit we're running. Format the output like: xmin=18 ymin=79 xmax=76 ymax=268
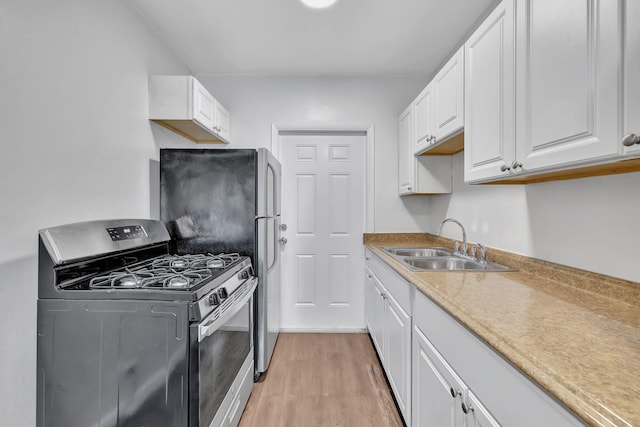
xmin=198 ymin=277 xmax=258 ymax=343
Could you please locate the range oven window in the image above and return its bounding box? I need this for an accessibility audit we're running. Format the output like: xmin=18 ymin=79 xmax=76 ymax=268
xmin=193 ymin=298 xmax=252 ymax=426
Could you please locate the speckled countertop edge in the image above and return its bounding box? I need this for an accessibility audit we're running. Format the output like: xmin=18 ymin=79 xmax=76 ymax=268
xmin=364 ymin=233 xmax=640 ymax=427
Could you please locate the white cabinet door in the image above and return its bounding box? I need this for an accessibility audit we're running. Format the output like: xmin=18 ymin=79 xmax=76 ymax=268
xmin=413 ymin=324 xmax=464 ymax=427
xmin=364 ymin=268 xmax=374 ymax=332
xmin=192 ymin=78 xmax=216 ymax=131
xmin=623 ymin=0 xmax=640 ymax=156
xmin=464 ymin=0 xmax=516 ymax=183
xmin=433 ymin=47 xmax=465 ymax=143
xmin=214 ymin=101 xmax=231 ymax=143
xmin=414 ymin=84 xmax=435 ymax=154
xmin=398 ymin=104 xmax=415 ymax=195
xmin=515 ymin=0 xmax=620 ymax=171
xmin=386 ymin=294 xmax=411 ymax=422
xmin=464 ymin=390 xmax=501 ymax=427
xmin=371 ymin=278 xmax=387 ymax=363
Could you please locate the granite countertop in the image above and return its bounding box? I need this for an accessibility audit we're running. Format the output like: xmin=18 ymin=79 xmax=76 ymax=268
xmin=364 ymin=233 xmax=640 ymax=427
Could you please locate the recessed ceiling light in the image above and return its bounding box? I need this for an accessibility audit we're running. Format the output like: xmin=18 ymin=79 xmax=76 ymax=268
xmin=301 ymin=0 xmax=338 ymax=9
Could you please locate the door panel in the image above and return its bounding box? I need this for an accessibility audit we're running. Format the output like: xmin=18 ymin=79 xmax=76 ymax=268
xmin=624 ymin=0 xmax=640 ymax=156
xmin=413 ymin=325 xmax=464 ymax=427
xmin=464 ymin=0 xmax=515 ymax=182
xmin=515 ymin=0 xmax=620 ymax=169
xmin=280 ymin=133 xmax=366 ymax=330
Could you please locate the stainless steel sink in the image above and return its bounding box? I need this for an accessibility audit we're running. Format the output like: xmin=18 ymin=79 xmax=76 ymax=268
xmin=403 ymin=256 xmax=513 ymax=271
xmin=383 ymin=247 xmax=452 ymax=257
xmin=381 ymin=246 xmax=514 ymax=272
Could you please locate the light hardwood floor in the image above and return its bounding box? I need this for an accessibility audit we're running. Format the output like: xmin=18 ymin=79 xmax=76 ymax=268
xmin=238 ymin=333 xmax=404 ymax=427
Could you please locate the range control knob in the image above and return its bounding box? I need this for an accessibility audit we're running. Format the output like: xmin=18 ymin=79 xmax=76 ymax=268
xmin=209 ymin=292 xmax=220 ymax=306
xmin=218 ymin=287 xmax=228 ymax=300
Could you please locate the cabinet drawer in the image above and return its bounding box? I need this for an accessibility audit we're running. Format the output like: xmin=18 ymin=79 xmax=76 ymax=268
xmin=413 ymin=290 xmax=585 ymax=427
xmin=366 ymin=252 xmax=412 ymax=314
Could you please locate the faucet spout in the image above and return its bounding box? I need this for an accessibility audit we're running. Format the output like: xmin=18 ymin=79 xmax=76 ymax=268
xmin=437 ymin=218 xmax=467 ymax=256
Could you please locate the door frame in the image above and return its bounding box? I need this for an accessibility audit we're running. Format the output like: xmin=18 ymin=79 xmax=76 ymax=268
xmin=271 ymin=123 xmax=375 ymax=233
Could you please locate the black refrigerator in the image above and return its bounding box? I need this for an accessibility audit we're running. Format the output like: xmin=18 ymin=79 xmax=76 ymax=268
xmin=160 ymin=148 xmax=282 ymax=379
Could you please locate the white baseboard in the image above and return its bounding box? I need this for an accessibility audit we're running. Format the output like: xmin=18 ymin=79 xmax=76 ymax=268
xmin=279 ymin=327 xmax=368 ymax=333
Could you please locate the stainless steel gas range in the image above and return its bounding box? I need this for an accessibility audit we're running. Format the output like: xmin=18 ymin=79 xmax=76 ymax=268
xmin=36 ymin=219 xmax=257 ymax=427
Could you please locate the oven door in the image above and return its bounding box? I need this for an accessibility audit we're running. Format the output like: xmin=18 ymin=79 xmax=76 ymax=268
xmin=189 ymin=277 xmax=257 ymax=427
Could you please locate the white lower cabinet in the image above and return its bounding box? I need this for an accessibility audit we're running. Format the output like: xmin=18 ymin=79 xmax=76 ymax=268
xmin=385 ymin=293 xmax=411 ymax=420
xmin=365 ymin=253 xmax=411 ymax=424
xmin=413 ymin=325 xmax=466 ymax=427
xmin=366 ymin=251 xmax=587 ymax=426
xmin=413 ymin=289 xmax=586 ymax=427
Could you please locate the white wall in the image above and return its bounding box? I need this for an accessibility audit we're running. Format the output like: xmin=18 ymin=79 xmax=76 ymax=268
xmin=0 ymin=0 xmax=190 ymax=424
xmin=196 ymin=75 xmax=430 ymax=232
xmin=430 ymin=153 xmax=640 ymax=283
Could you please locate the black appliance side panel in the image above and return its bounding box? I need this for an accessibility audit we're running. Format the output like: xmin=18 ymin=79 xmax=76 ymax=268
xmin=36 ymin=299 xmax=189 ymax=427
xmin=160 ymin=149 xmax=257 ymax=261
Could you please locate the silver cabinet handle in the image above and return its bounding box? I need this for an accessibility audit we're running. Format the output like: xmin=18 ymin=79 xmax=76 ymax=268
xmin=511 ymin=160 xmax=523 ymax=169
xmin=461 ymin=401 xmax=474 ymax=414
xmin=407 ymin=187 xmax=413 ymax=191
xmin=450 ymin=387 xmax=462 ymax=398
xmin=279 ymin=237 xmax=288 ymax=245
xmin=213 ymin=125 xmax=221 ymax=133
xmin=500 ymin=165 xmax=511 ymax=172
xmin=622 ymin=133 xmax=640 ymax=147
xmin=381 ymin=293 xmax=388 ymax=300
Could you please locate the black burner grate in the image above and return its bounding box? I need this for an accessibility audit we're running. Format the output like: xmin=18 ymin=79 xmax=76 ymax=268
xmin=88 ymin=253 xmax=241 ymax=290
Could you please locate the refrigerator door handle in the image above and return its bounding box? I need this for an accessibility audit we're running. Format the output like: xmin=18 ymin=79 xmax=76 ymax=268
xmin=267 ymin=217 xmax=279 ymax=272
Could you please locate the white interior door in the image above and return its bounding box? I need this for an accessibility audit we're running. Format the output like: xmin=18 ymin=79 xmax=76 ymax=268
xmin=279 ymin=133 xmax=366 ymax=331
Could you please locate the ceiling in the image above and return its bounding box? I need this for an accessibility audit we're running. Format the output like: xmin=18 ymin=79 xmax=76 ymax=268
xmin=130 ymin=0 xmax=497 ymax=77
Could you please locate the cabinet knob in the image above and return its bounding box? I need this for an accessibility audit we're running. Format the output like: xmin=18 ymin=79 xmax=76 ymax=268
xmin=450 ymin=387 xmax=462 ymax=398
xmin=461 ymin=401 xmax=474 ymax=414
xmin=622 ymin=133 xmax=640 ymax=147
xmin=407 ymin=187 xmax=413 ymax=191
xmin=279 ymin=237 xmax=288 ymax=245
xmin=511 ymin=160 xmax=523 ymax=169
xmin=500 ymin=165 xmax=511 ymax=172
xmin=280 ymin=223 xmax=288 ymax=231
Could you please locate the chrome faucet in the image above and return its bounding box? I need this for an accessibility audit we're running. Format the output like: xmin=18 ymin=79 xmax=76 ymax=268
xmin=438 ymin=218 xmax=467 ymax=256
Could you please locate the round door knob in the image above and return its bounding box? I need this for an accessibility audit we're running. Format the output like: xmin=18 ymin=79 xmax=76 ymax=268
xmin=279 ymin=237 xmax=288 ymax=245
xmin=500 ymin=165 xmax=511 ymax=172
xmin=622 ymin=133 xmax=640 ymax=147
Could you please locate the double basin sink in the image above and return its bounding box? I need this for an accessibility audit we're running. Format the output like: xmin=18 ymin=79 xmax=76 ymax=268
xmin=382 ymin=247 xmax=514 ymax=272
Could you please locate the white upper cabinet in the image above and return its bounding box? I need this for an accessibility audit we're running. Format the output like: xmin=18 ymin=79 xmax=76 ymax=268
xmin=623 ymin=0 xmax=640 ymax=156
xmin=433 ymin=47 xmax=465 ymax=143
xmin=398 ymin=103 xmax=453 ymax=196
xmin=149 ymin=75 xmax=231 ymax=144
xmin=514 ymin=0 xmax=620 ymax=171
xmin=214 ymin=101 xmax=231 ymax=143
xmin=465 ymin=0 xmax=632 ymax=183
xmin=413 ymin=83 xmax=435 ymax=155
xmin=398 ymin=104 xmax=415 ymax=195
xmin=414 ymin=47 xmax=465 ymax=156
xmin=464 ymin=0 xmax=516 ymax=183
xmin=191 ymin=78 xmax=216 ymax=131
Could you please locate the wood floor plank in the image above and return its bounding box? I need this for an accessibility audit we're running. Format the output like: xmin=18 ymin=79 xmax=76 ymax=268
xmin=238 ymin=333 xmax=404 ymax=427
